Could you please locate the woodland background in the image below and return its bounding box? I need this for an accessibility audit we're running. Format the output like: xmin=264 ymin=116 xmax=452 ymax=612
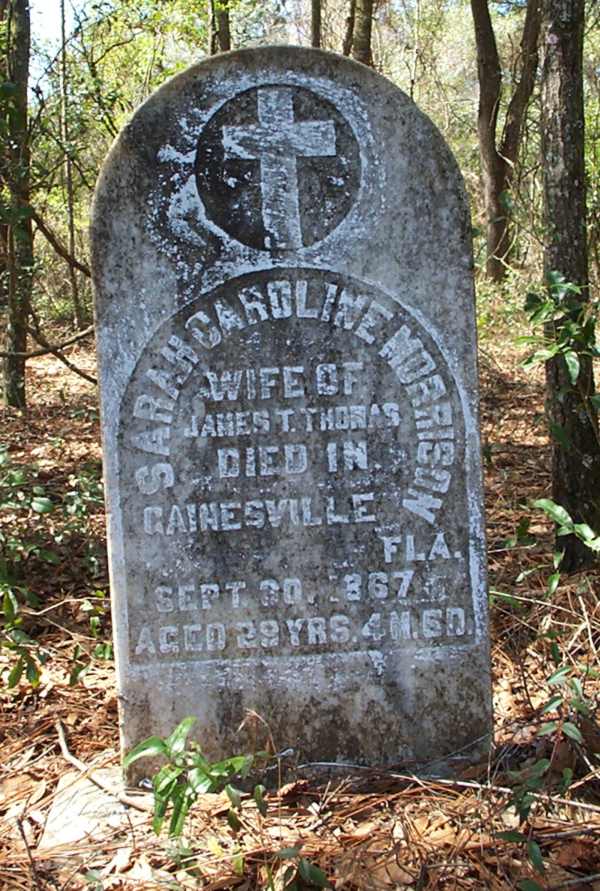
xmin=1 ymin=1 xmax=600 ymax=889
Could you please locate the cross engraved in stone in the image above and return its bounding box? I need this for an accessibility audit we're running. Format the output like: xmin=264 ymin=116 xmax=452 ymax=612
xmin=222 ymin=87 xmax=337 ymax=250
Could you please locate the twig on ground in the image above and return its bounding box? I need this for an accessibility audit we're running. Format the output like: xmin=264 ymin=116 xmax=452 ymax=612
xmin=15 ymin=817 xmax=42 ymax=891
xmin=54 ymin=721 xmax=151 ymax=813
xmin=549 ymin=873 xmax=600 ymax=890
xmin=297 ymin=762 xmax=600 ymax=816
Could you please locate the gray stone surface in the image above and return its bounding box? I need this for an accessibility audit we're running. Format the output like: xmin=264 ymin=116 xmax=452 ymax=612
xmin=91 ymin=46 xmax=492 ymax=779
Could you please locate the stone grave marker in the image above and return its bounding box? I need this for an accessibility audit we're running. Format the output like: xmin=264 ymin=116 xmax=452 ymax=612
xmin=91 ymin=46 xmax=492 ymax=776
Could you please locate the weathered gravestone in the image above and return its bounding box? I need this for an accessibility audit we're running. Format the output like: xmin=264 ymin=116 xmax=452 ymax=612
xmin=91 ymin=46 xmax=492 ymax=776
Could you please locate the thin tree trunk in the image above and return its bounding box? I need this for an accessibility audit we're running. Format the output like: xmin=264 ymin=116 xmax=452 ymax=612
xmin=1 ymin=0 xmax=32 ymax=409
xmin=351 ymin=0 xmax=373 ymax=67
xmin=409 ymin=0 xmax=421 ymax=101
xmin=343 ymin=0 xmax=356 ymax=56
xmin=60 ymin=0 xmax=84 ymax=329
xmin=208 ymin=0 xmax=231 ymax=55
xmin=470 ymin=0 xmax=540 ymax=280
xmin=541 ymin=0 xmax=600 ymax=570
xmin=311 ymin=0 xmax=322 ymax=48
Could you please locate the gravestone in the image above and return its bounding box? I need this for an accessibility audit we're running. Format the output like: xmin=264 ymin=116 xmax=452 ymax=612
xmin=91 ymin=46 xmax=492 ymax=777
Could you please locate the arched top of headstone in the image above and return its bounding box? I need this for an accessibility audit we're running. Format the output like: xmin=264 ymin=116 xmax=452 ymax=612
xmin=91 ymin=46 xmax=473 ymax=350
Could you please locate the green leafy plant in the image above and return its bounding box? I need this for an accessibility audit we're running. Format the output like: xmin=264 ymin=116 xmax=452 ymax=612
xmin=0 ymin=445 xmax=56 ymax=688
xmin=124 ymin=716 xmax=268 ymax=837
xmin=521 ymin=271 xmax=598 ymax=380
xmin=494 ymin=498 xmax=600 ymax=886
xmin=534 ymin=498 xmax=600 ymax=553
xmin=125 ymin=718 xmax=331 ymax=887
xmin=0 ymin=448 xmax=108 ymax=689
xmin=269 ymin=848 xmax=331 ymax=890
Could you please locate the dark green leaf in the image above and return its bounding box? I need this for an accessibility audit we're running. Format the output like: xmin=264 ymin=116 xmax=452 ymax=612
xmin=276 ymin=847 xmax=302 ymax=860
xmin=549 ymin=422 xmax=571 ymax=450
xmin=3 ymin=589 xmax=18 ymax=622
xmin=253 ymin=783 xmax=268 ymax=816
xmin=69 ymin=662 xmax=89 ymax=686
xmin=547 ymin=665 xmax=570 ymax=685
xmin=0 ymin=82 xmax=18 ymax=98
xmin=209 ymin=754 xmax=252 ymax=777
xmin=25 ymin=658 xmax=40 ymax=688
xmin=153 ymin=765 xmax=183 ymax=794
xmin=188 ymin=765 xmax=213 ymax=794
xmin=227 ymin=808 xmax=242 ymax=832
xmin=225 ymin=784 xmax=242 ymax=810
xmin=564 ymin=350 xmax=580 ymax=384
xmin=31 ymin=497 xmax=54 ymax=514
xmin=561 ymin=767 xmax=573 ymax=792
xmin=298 ymin=858 xmax=329 ymax=887
xmin=165 ymin=716 xmax=196 ymax=755
xmin=546 ymin=571 xmax=560 ymax=596
xmin=562 ymin=722 xmax=583 ymax=743
xmin=534 ymin=499 xmax=572 ymax=528
xmin=568 ymin=677 xmax=583 ymax=698
xmin=93 ymin=642 xmax=113 ymax=660
xmin=541 ymin=694 xmax=562 ymax=713
xmin=152 ymin=788 xmax=171 ymax=835
xmin=495 ymin=830 xmax=528 ymax=843
xmin=537 ymin=721 xmax=558 ymax=736
xmin=169 ymin=786 xmax=194 ymax=837
xmin=7 ymin=656 xmax=23 ymax=687
xmin=529 ymin=758 xmax=551 ymax=777
xmin=527 ymin=840 xmax=545 ymax=874
xmin=123 ymin=735 xmax=168 ymax=768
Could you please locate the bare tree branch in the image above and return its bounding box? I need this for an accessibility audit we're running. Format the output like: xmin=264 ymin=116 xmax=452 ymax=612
xmin=0 ymin=324 xmax=94 ymax=359
xmin=31 ymin=209 xmax=90 ymax=277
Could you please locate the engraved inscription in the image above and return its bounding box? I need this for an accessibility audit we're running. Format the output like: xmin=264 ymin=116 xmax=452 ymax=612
xmin=118 ymin=268 xmax=472 ymax=664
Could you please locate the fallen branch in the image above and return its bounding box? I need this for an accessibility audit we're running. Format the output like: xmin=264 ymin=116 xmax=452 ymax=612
xmin=297 ymin=761 xmax=600 ymax=816
xmin=54 ymin=721 xmax=152 ymax=814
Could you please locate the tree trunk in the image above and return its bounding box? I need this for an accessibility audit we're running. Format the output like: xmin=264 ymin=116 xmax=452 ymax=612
xmin=208 ymin=0 xmax=231 ymax=55
xmin=541 ymin=0 xmax=600 ymax=570
xmin=1 ymin=0 xmax=33 ymax=409
xmin=470 ymin=0 xmax=541 ymax=280
xmin=60 ymin=0 xmax=84 ymax=329
xmin=351 ymin=0 xmax=373 ymax=67
xmin=311 ymin=0 xmax=322 ymax=49
xmin=343 ymin=0 xmax=356 ymax=56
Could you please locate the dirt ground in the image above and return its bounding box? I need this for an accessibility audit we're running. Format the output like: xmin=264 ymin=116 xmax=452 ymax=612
xmin=1 ymin=330 xmax=600 ymax=890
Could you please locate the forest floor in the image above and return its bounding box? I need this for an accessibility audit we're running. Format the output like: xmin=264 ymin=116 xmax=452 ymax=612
xmin=1 ymin=312 xmax=600 ymax=891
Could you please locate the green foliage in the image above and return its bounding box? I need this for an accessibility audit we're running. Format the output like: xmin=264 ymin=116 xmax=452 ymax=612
xmin=0 ymin=445 xmax=54 ymax=688
xmin=0 ymin=447 xmax=108 ymax=688
xmin=124 ymin=716 xmax=267 ymax=837
xmin=521 ymin=272 xmax=599 ymax=381
xmin=535 ymin=498 xmax=600 ymax=553
xmin=125 ymin=718 xmax=332 ymax=887
xmin=494 ymin=503 xmax=600 ymax=880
